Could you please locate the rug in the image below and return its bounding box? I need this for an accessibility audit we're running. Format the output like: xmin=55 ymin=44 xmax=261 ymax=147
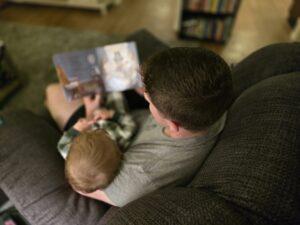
xmin=0 ymin=21 xmax=123 ymax=115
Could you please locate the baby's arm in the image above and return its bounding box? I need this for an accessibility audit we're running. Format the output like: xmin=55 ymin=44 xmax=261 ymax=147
xmin=57 ymin=118 xmax=94 ymax=159
xmin=109 ymin=112 xmax=137 ymax=149
xmin=57 ymin=128 xmax=80 ymax=159
xmin=101 ymin=92 xmax=137 ymax=149
xmin=83 ymin=94 xmax=103 ymax=120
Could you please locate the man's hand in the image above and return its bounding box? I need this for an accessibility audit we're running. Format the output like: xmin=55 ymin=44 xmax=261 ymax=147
xmin=73 ymin=118 xmax=94 ymax=132
xmin=83 ymin=94 xmax=102 ymax=119
xmin=93 ymin=108 xmax=115 ymax=120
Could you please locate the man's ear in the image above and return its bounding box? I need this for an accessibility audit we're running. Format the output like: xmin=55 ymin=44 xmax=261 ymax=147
xmin=144 ymin=92 xmax=149 ymax=102
xmin=167 ymin=120 xmax=180 ymax=132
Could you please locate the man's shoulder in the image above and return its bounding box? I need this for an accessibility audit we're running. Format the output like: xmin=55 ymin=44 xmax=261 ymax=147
xmin=102 ymin=112 xmax=228 ymax=207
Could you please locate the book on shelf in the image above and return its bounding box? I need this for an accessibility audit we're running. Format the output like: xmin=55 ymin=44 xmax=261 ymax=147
xmin=53 ymin=42 xmax=142 ymax=101
xmin=182 ymin=17 xmax=233 ymax=41
xmin=185 ymin=0 xmax=239 ymax=15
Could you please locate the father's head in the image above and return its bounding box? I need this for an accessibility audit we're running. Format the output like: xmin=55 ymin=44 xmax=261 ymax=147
xmin=142 ymin=47 xmax=233 ymax=132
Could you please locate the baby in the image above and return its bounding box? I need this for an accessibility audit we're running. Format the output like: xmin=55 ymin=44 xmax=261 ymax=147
xmin=57 ymin=92 xmax=136 ymax=193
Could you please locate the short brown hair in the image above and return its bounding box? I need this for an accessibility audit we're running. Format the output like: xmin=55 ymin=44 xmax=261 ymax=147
xmin=142 ymin=47 xmax=233 ymax=131
xmin=65 ymin=130 xmax=121 ymax=193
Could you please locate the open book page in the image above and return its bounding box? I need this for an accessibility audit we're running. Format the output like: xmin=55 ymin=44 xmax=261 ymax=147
xmin=96 ymin=42 xmax=142 ymax=92
xmin=53 ymin=42 xmax=142 ymax=101
xmin=53 ymin=49 xmax=103 ymax=101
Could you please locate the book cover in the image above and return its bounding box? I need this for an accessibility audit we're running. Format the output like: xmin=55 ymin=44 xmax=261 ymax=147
xmin=53 ymin=42 xmax=141 ymax=101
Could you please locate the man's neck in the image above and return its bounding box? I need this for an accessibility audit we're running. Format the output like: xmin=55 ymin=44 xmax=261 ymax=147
xmin=163 ymin=127 xmax=208 ymax=139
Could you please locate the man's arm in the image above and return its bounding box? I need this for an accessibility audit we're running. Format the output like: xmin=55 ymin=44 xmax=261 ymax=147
xmin=76 ymin=190 xmax=115 ymax=206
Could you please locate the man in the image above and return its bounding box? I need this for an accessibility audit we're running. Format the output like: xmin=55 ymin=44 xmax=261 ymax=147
xmin=46 ymin=47 xmax=233 ymax=207
xmin=0 ymin=46 xmax=233 ymax=224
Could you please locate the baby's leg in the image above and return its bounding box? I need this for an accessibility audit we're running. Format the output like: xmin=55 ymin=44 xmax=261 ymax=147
xmin=45 ymin=83 xmax=82 ymax=131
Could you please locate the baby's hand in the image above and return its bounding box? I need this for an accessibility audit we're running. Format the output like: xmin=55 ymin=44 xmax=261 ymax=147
xmin=135 ymin=87 xmax=145 ymax=96
xmin=93 ymin=108 xmax=115 ymax=121
xmin=83 ymin=94 xmax=102 ymax=119
xmin=73 ymin=118 xmax=94 ymax=132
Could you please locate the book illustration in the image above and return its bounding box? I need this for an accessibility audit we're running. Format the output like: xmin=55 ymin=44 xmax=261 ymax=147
xmin=98 ymin=42 xmax=141 ymax=92
xmin=53 ymin=42 xmax=141 ymax=101
xmin=53 ymin=49 xmax=103 ymax=101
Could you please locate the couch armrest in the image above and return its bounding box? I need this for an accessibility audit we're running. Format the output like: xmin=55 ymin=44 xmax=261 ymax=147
xmin=0 ymin=110 xmax=110 ymax=225
xmin=100 ymin=188 xmax=250 ymax=225
xmin=190 ymin=72 xmax=300 ymax=225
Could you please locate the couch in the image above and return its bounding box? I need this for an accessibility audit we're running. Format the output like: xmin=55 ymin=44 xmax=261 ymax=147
xmin=0 ymin=30 xmax=299 ymax=225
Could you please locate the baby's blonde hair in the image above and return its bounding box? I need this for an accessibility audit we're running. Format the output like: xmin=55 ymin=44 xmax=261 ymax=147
xmin=65 ymin=130 xmax=121 ymax=193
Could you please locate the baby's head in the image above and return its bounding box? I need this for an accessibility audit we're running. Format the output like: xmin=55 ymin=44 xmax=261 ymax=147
xmin=65 ymin=130 xmax=121 ymax=193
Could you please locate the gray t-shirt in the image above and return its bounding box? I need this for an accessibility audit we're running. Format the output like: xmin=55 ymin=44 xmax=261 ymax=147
xmin=103 ymin=111 xmax=227 ymax=207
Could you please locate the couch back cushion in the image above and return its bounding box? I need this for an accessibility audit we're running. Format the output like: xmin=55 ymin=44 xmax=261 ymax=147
xmin=232 ymin=42 xmax=300 ymax=98
xmin=190 ymin=72 xmax=300 ymax=224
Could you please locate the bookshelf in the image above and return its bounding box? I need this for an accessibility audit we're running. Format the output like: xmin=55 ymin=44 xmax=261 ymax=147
xmin=178 ymin=0 xmax=241 ymax=43
xmin=289 ymin=0 xmax=300 ymax=27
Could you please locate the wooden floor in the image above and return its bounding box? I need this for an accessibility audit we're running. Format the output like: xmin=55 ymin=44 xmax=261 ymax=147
xmin=0 ymin=0 xmax=293 ymax=62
